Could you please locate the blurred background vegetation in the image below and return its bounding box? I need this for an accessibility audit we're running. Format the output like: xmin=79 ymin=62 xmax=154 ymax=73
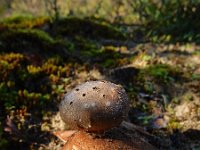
xmin=0 ymin=0 xmax=200 ymax=149
xmin=1 ymin=0 xmax=200 ymax=42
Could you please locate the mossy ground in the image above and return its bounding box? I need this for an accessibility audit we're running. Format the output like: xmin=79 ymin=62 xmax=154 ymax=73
xmin=0 ymin=16 xmax=200 ymax=149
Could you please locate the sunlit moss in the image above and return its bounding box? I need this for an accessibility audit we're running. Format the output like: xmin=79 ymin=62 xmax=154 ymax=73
xmin=0 ymin=53 xmax=25 ymax=80
xmin=131 ymin=52 xmax=153 ymax=68
xmin=17 ymin=89 xmax=51 ymax=107
xmin=167 ymin=119 xmax=182 ymax=130
xmin=0 ymin=15 xmax=51 ymax=29
xmin=139 ymin=64 xmax=181 ymax=82
xmin=27 ymin=65 xmax=42 ymax=74
xmin=0 ymin=28 xmax=53 ymax=44
xmin=191 ymin=74 xmax=200 ymax=80
xmin=43 ymin=63 xmax=58 ymax=75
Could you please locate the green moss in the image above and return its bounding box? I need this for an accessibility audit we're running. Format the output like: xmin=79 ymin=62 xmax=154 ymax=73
xmin=0 ymin=28 xmax=53 ymax=44
xmin=0 ymin=15 xmax=51 ymax=29
xmin=0 ymin=53 xmax=25 ymax=81
xmin=139 ymin=64 xmax=180 ymax=82
xmin=0 ymin=51 xmax=79 ymax=112
xmin=0 ymin=52 xmax=52 ymax=110
xmin=191 ymin=74 xmax=200 ymax=80
xmin=73 ymin=36 xmax=99 ymax=52
xmin=1 ymin=88 xmax=51 ymax=111
xmin=135 ymin=64 xmax=184 ymax=95
xmin=0 ymin=122 xmax=8 ymax=149
xmin=53 ymin=17 xmax=127 ymax=40
xmin=193 ymin=50 xmax=200 ymax=55
xmin=147 ymin=65 xmax=171 ymax=80
xmin=138 ymin=115 xmax=154 ymax=125
xmin=1 ymin=15 xmax=34 ymax=23
xmin=102 ymin=59 xmax=116 ymax=68
xmin=0 ymin=29 xmax=54 ymax=53
xmin=167 ymin=119 xmax=182 ymax=130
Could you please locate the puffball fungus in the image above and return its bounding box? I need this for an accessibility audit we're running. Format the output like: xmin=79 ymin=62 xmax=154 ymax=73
xmin=59 ymin=80 xmax=129 ymax=132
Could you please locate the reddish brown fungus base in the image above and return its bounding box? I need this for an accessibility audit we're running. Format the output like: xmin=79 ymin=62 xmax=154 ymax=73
xmin=63 ymin=127 xmax=156 ymax=150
